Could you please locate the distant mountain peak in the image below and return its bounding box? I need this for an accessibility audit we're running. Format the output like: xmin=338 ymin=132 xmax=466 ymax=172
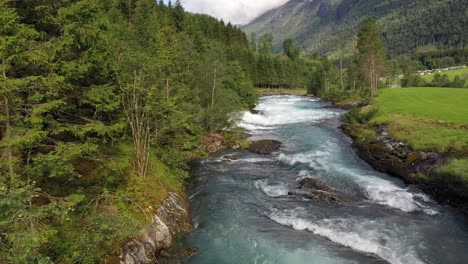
xmin=243 ymin=0 xmax=466 ymax=57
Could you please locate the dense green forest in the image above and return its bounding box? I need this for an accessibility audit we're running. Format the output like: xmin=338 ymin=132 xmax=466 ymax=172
xmin=0 ymin=0 xmax=308 ymax=262
xmin=243 ymin=0 xmax=467 ymax=65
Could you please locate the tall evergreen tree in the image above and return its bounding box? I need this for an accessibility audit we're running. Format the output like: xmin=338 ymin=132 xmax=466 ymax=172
xmin=356 ymin=18 xmax=387 ymax=97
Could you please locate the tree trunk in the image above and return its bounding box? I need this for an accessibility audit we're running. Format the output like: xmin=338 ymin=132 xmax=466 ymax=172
xmin=211 ymin=67 xmax=216 ymax=106
xmin=166 ymin=78 xmax=170 ymax=101
xmin=2 ymin=57 xmax=14 ymax=179
xmin=370 ymin=59 xmax=376 ymax=97
xmin=123 ymin=71 xmax=150 ymax=178
xmin=340 ymin=58 xmax=344 ymax=91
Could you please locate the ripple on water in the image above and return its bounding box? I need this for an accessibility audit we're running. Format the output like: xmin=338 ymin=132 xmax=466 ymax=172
xmin=268 ymin=208 xmax=425 ymax=264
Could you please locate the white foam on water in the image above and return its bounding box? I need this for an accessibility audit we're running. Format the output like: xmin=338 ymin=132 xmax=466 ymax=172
xmin=278 ymin=150 xmax=329 ymax=167
xmin=336 ymin=167 xmax=438 ymax=215
xmin=269 ymin=209 xmax=425 ymax=264
xmin=254 ymin=180 xmax=289 ymax=197
xmin=277 ymin=140 xmax=337 ymax=171
xmin=276 ymin=144 xmax=437 ymax=214
xmin=239 ymin=96 xmax=340 ymax=132
xmin=235 ymin=157 xmax=273 ymax=163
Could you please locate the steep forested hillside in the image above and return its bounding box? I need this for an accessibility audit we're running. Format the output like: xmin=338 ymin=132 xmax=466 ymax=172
xmin=0 ymin=0 xmax=309 ymax=262
xmin=243 ymin=0 xmax=467 ymax=58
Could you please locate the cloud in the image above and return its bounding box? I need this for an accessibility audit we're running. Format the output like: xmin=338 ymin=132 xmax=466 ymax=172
xmin=180 ymin=0 xmax=289 ymax=25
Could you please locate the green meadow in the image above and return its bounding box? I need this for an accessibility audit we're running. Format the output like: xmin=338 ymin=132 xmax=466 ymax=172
xmin=371 ymin=88 xmax=468 ymax=181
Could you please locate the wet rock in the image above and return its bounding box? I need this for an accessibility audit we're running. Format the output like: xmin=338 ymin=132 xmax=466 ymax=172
xmin=299 ymin=178 xmax=336 ymax=193
xmin=178 ymin=247 xmax=198 ymax=258
xmin=250 ymin=109 xmax=262 ymax=115
xmin=248 ymin=140 xmax=282 ymax=155
xmin=341 ymin=124 xmax=468 ymax=214
xmin=343 ymin=124 xmax=447 ymax=183
xmin=289 ymin=177 xmax=354 ymax=204
xmin=288 ymin=178 xmax=357 ymax=204
xmin=289 ymin=189 xmax=352 ymax=204
xmin=223 ymin=155 xmax=238 ymax=161
xmin=158 ymin=247 xmax=199 ymax=264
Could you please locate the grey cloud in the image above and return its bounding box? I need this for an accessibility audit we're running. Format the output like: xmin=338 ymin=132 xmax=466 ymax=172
xmin=180 ymin=0 xmax=289 ymax=25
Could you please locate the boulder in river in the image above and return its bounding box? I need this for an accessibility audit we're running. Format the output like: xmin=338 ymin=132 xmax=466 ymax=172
xmin=223 ymin=155 xmax=238 ymax=161
xmin=289 ymin=177 xmax=355 ymax=204
xmin=299 ymin=178 xmax=336 ymax=193
xmin=248 ymin=140 xmax=282 ymax=155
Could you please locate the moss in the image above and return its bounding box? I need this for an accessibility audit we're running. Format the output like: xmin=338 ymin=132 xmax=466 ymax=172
xmin=407 ymin=172 xmax=428 ymax=183
xmin=437 ymin=158 xmax=468 ymax=183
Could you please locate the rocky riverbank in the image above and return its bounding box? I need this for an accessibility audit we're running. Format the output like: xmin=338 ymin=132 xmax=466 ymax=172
xmin=342 ymin=123 xmax=468 ymax=213
xmin=120 ymin=192 xmax=192 ymax=264
xmin=119 ymin=130 xmax=261 ymax=263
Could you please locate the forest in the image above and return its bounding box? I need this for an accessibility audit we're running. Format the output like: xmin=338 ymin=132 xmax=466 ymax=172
xmin=0 ymin=0 xmax=309 ymax=262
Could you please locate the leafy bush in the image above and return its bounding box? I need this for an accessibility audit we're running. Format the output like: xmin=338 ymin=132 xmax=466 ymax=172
xmin=343 ymin=107 xmax=378 ymax=124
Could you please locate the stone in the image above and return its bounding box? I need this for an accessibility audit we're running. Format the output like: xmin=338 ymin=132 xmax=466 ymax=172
xmin=248 ymin=140 xmax=282 ymax=155
xmin=120 ymin=193 xmax=191 ymax=264
xmin=223 ymin=155 xmax=238 ymax=161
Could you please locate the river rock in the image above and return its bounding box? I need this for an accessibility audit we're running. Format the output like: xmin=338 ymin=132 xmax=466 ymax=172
xmin=289 ymin=177 xmax=353 ymax=204
xmin=223 ymin=155 xmax=238 ymax=161
xmin=250 ymin=109 xmax=262 ymax=115
xmin=248 ymin=140 xmax=282 ymax=155
xmin=299 ymin=178 xmax=336 ymax=193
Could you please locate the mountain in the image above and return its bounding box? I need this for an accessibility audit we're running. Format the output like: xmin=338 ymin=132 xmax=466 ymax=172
xmin=242 ymin=0 xmax=467 ymax=57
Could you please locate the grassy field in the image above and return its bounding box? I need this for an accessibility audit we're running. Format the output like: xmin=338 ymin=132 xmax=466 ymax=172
xmin=257 ymin=88 xmax=308 ymax=96
xmin=371 ymin=88 xmax=468 ymax=181
xmin=373 ymin=88 xmax=468 ymax=123
xmin=420 ymin=67 xmax=468 ymax=83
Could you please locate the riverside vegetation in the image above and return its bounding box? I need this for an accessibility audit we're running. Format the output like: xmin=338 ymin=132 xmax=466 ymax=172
xmin=302 ymin=18 xmax=468 ymax=211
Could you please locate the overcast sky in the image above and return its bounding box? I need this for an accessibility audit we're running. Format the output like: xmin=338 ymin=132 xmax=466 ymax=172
xmin=179 ymin=0 xmax=289 ymax=25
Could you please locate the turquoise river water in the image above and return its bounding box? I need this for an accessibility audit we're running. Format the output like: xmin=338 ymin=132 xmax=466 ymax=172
xmin=174 ymin=96 xmax=468 ymax=264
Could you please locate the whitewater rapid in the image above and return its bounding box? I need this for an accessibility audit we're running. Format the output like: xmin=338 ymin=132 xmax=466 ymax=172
xmin=175 ymin=95 xmax=468 ymax=264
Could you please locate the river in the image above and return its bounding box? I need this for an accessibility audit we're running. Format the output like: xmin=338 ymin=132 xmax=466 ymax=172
xmin=174 ymin=95 xmax=468 ymax=264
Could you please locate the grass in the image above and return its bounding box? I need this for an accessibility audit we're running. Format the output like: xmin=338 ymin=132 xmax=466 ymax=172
xmin=257 ymin=88 xmax=308 ymax=96
xmin=370 ymin=88 xmax=468 ymax=181
xmin=371 ymin=88 xmax=468 ymax=153
xmin=420 ymin=67 xmax=468 ymax=83
xmin=373 ymin=88 xmax=468 ymax=124
xmin=437 ymin=158 xmax=468 ymax=183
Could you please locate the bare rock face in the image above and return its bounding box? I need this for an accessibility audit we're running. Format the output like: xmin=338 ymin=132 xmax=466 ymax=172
xmin=120 ymin=193 xmax=191 ymax=264
xmin=248 ymin=140 xmax=282 ymax=155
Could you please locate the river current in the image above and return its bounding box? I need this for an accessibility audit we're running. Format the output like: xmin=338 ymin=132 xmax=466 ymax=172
xmin=175 ymin=96 xmax=468 ymax=264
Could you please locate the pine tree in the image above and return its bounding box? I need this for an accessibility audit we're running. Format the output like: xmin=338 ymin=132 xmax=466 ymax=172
xmin=356 ymin=18 xmax=387 ymax=97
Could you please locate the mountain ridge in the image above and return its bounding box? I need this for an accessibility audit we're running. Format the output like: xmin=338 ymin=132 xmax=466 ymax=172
xmin=242 ymin=0 xmax=467 ymax=57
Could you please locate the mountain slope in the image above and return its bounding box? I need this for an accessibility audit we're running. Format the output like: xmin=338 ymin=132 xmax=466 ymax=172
xmin=243 ymin=0 xmax=467 ymax=57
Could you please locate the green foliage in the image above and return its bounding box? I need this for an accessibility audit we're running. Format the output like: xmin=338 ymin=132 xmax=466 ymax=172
xmin=401 ymin=74 xmax=426 ymax=88
xmin=307 ymin=56 xmax=341 ymax=96
xmin=283 ymin=38 xmax=300 ymax=61
xmin=243 ymin=0 xmax=467 ymax=59
xmin=343 ymin=107 xmax=378 ymax=124
xmin=0 ymin=0 xmax=262 ymax=261
xmin=437 ymin=158 xmax=468 ymax=183
xmin=54 ymin=211 xmax=138 ymax=263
